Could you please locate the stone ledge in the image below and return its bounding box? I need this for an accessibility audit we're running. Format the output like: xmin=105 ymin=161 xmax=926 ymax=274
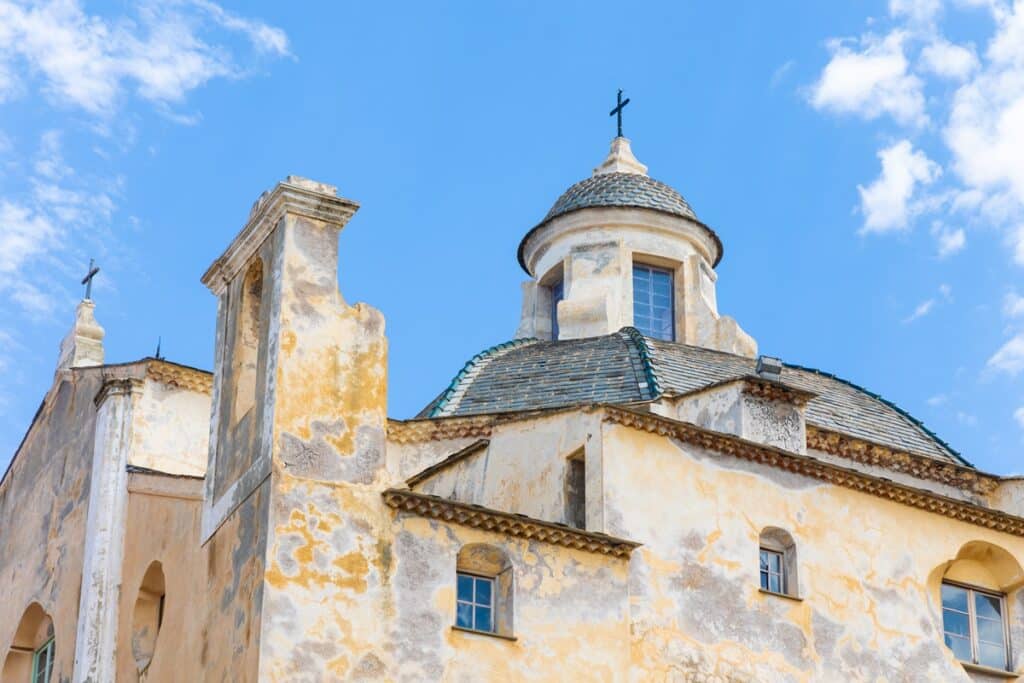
xmin=383 ymin=489 xmax=640 ymax=558
xmin=145 ymin=359 xmax=214 ymax=394
xmin=601 ymin=405 xmax=1024 ymax=538
xmin=807 ymin=426 xmax=999 ymax=497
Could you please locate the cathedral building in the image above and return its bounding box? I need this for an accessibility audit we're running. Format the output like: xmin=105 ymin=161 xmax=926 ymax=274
xmin=3 ymin=131 xmax=1024 ymax=682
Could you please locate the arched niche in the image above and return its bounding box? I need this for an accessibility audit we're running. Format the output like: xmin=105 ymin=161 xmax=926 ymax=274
xmin=759 ymin=527 xmax=799 ymax=597
xmin=455 ymin=544 xmax=514 ymax=637
xmin=2 ymin=602 xmax=55 ymax=683
xmin=131 ymin=561 xmax=167 ymax=676
xmin=231 ymin=258 xmax=263 ymax=425
xmin=932 ymin=540 xmax=1024 ymax=672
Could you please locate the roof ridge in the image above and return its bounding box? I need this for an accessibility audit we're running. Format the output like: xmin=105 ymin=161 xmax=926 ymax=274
xmin=619 ymin=327 xmax=663 ymax=398
xmin=782 ymin=361 xmax=972 ymax=468
xmin=428 ymin=337 xmax=539 ymax=418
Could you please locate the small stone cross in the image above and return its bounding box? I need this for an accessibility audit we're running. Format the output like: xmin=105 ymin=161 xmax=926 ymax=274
xmin=609 ymin=89 xmax=630 ymax=138
xmin=81 ymin=258 xmax=100 ymax=300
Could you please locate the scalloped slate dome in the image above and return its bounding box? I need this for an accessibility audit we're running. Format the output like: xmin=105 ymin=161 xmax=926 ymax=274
xmin=540 ymin=172 xmax=698 ymax=225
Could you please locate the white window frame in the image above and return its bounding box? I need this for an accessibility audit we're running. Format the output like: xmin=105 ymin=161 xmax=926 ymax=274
xmin=759 ymin=547 xmax=786 ymax=594
xmin=632 ymin=263 xmax=675 ymax=341
xmin=456 ymin=571 xmax=496 ymax=634
xmin=941 ymin=580 xmax=1011 ymax=671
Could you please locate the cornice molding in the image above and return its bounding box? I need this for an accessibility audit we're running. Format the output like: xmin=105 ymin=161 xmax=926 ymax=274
xmin=388 ymin=415 xmax=495 ymax=444
xmin=601 ymin=406 xmax=1024 ymax=537
xmin=145 ymin=360 xmax=213 ymax=394
xmin=739 ymin=376 xmax=816 ymax=407
xmin=806 ymin=426 xmax=999 ymax=497
xmin=201 ymin=178 xmax=359 ymax=296
xmin=93 ymin=377 xmax=144 ymax=407
xmin=383 ymin=489 xmax=640 ymax=558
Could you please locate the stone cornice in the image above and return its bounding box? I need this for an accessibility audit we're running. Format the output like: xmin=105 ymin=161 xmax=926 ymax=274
xmin=93 ymin=377 xmax=144 ymax=407
xmin=201 ymin=177 xmax=359 ymax=295
xmin=601 ymin=406 xmax=1024 ymax=536
xmin=806 ymin=426 xmax=999 ymax=497
xmin=145 ymin=359 xmax=213 ymax=394
xmin=673 ymin=375 xmax=816 ymax=407
xmin=387 ymin=415 xmax=496 ymax=444
xmin=383 ymin=489 xmax=640 ymax=558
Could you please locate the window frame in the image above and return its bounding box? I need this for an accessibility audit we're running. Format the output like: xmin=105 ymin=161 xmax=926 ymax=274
xmin=31 ymin=637 xmax=54 ymax=683
xmin=759 ymin=547 xmax=786 ymax=595
xmin=632 ymin=263 xmax=675 ymax=341
xmin=455 ymin=571 xmax=497 ymax=634
xmin=941 ymin=580 xmax=1012 ymax=671
xmin=550 ymin=278 xmax=564 ymax=341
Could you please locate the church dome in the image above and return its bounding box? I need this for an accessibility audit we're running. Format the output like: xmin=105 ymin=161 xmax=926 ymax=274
xmin=540 ymin=172 xmax=698 ymax=226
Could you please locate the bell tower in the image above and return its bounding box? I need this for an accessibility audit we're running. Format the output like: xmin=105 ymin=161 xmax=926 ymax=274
xmin=199 ymin=176 xmax=390 ymax=680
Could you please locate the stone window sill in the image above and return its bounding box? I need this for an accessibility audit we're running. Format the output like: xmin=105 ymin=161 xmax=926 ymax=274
xmin=961 ymin=662 xmax=1019 ymax=679
xmin=758 ymin=588 xmax=803 ymax=602
xmin=451 ymin=625 xmax=517 ymax=642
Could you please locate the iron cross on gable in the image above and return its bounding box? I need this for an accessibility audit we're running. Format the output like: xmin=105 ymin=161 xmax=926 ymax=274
xmin=81 ymin=258 xmax=100 ymax=300
xmin=609 ymin=89 xmax=630 ymax=138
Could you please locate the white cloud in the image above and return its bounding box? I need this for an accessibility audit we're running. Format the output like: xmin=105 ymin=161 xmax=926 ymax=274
xmin=939 ymin=283 xmax=953 ymax=299
xmin=1015 ymin=405 xmax=1024 ymax=428
xmin=1005 ymin=291 xmax=1024 ymax=318
xmin=1011 ymin=224 xmax=1024 ymax=265
xmin=988 ymin=333 xmax=1024 ymax=376
xmin=920 ymin=39 xmax=979 ymax=79
xmin=810 ymin=31 xmax=928 ymax=126
xmin=927 ymin=393 xmax=949 ymax=405
xmin=890 ymin=0 xmax=943 ymax=24
xmin=904 ymin=298 xmax=936 ymax=323
xmin=771 ymin=60 xmax=795 ymax=88
xmin=935 ymin=225 xmax=967 ymax=257
xmin=858 ymin=140 xmax=941 ymax=233
xmin=0 ymin=0 xmax=289 ymax=116
xmin=0 ymin=199 xmax=60 ymax=275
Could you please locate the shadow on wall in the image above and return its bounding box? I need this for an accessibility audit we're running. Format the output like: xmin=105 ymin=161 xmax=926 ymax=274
xmin=2 ymin=602 xmax=55 ymax=682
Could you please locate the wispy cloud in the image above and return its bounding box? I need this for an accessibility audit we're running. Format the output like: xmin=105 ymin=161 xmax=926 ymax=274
xmin=988 ymin=334 xmax=1024 ymax=376
xmin=0 ymin=0 xmax=290 ymax=117
xmin=903 ymin=283 xmax=952 ymax=323
xmin=1005 ymin=291 xmax=1024 ymax=318
xmin=770 ymin=60 xmax=795 ymax=88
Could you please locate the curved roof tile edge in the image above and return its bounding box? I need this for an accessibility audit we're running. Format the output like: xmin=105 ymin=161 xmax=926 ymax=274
xmin=427 ymin=337 xmax=540 ymax=418
xmin=782 ymin=361 xmax=972 ymax=468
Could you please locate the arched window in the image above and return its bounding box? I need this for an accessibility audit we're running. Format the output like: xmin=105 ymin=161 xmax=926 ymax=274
xmin=232 ymin=259 xmax=263 ymax=424
xmin=937 ymin=541 xmax=1023 ymax=672
xmin=131 ymin=561 xmax=166 ymax=676
xmin=455 ymin=544 xmax=514 ymax=638
xmin=759 ymin=527 xmax=799 ymax=598
xmin=2 ymin=603 xmax=55 ymax=683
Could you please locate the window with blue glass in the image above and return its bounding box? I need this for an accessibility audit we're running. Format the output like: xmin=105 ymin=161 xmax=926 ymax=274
xmin=550 ymin=279 xmax=564 ymax=340
xmin=942 ymin=582 xmax=1009 ymax=670
xmin=456 ymin=572 xmax=495 ymax=633
xmin=633 ymin=264 xmax=674 ymax=340
xmin=32 ymin=637 xmax=54 ymax=683
xmin=759 ymin=549 xmax=785 ymax=594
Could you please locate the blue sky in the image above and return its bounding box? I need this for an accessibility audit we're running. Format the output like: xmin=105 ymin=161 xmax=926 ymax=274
xmin=1 ymin=0 xmax=1022 ymax=474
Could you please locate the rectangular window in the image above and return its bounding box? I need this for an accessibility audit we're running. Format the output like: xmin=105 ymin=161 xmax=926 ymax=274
xmin=759 ymin=548 xmax=785 ymax=594
xmin=550 ymin=279 xmax=564 ymax=340
xmin=633 ymin=264 xmax=674 ymax=341
xmin=942 ymin=582 xmax=1009 ymax=670
xmin=456 ymin=572 xmax=495 ymax=633
xmin=32 ymin=638 xmax=54 ymax=683
xmin=565 ymin=455 xmax=586 ymax=529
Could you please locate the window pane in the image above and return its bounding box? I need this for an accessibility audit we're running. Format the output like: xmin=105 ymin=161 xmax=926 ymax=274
xmin=457 ymin=574 xmax=473 ymax=602
xmin=941 ymin=584 xmax=968 ymax=612
xmin=975 ymin=592 xmax=1002 ymax=621
xmin=475 ymin=606 xmax=493 ymax=633
xmin=979 ymin=641 xmax=1007 ymax=669
xmin=759 ymin=551 xmax=769 ymax=572
xmin=942 ymin=608 xmax=971 ymax=638
xmin=475 ymin=577 xmax=492 ymax=606
xmin=769 ymin=553 xmax=781 ymax=573
xmin=944 ymin=633 xmax=972 ymax=662
xmin=769 ymin=573 xmax=781 ymax=593
xmin=759 ymin=570 xmax=769 ymax=591
xmin=456 ymin=602 xmax=473 ymax=629
xmin=633 ymin=265 xmax=674 ymax=341
xmin=978 ymin=616 xmax=1006 ymax=646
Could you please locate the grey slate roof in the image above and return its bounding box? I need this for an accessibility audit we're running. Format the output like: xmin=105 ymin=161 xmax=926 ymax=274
xmin=421 ymin=329 xmax=968 ymax=467
xmin=541 ymin=173 xmax=699 ymax=224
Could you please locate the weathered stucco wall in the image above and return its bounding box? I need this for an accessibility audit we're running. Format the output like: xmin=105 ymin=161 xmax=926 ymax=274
xmin=389 ymin=514 xmax=631 ymax=681
xmin=130 ymin=377 xmax=211 ymax=477
xmin=600 ymin=421 xmax=1024 ymax=681
xmin=0 ymin=370 xmax=100 ymax=682
xmin=412 ymin=412 xmax=601 ymax=526
xmin=116 ymin=471 xmax=205 ymax=682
